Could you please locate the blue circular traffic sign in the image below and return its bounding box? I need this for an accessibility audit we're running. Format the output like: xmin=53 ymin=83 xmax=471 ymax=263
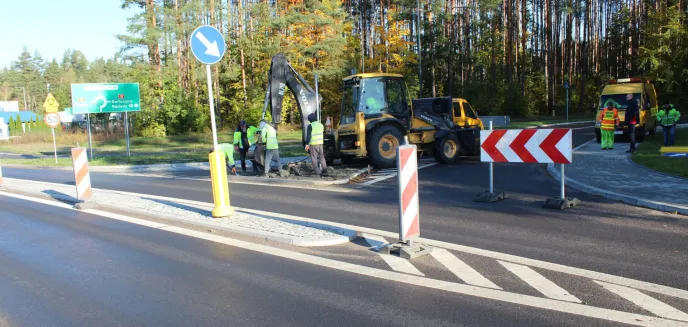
xmin=190 ymin=25 xmax=226 ymax=65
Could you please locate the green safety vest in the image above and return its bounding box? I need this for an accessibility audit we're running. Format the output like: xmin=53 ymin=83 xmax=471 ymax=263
xmin=658 ymin=109 xmax=681 ymax=126
xmin=261 ymin=124 xmax=279 ymax=150
xmin=218 ymin=143 xmax=235 ymax=166
xmin=233 ymin=125 xmax=258 ymax=148
xmin=309 ymin=121 xmax=324 ymax=145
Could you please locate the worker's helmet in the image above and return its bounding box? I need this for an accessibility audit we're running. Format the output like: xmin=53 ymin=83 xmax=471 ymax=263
xmin=607 ymin=101 xmax=614 ymax=107
xmin=307 ymin=113 xmax=317 ymax=123
xmin=239 ymin=120 xmax=246 ymax=126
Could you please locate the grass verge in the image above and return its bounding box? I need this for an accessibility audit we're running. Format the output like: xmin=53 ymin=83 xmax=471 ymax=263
xmin=632 ymin=128 xmax=688 ymax=178
xmin=0 ymin=129 xmax=303 ymax=155
xmin=507 ymin=116 xmax=594 ymax=129
xmin=1 ymin=143 xmax=307 ymax=168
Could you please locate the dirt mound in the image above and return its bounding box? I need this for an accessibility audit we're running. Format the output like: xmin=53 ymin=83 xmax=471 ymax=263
xmin=283 ymin=161 xmax=360 ymax=181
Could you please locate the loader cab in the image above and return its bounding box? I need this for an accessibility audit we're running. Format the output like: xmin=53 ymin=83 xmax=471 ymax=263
xmin=339 ymin=73 xmax=411 ymax=127
xmin=336 ymin=73 xmax=412 ymax=166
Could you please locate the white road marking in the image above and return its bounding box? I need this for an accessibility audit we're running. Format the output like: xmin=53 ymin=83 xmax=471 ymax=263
xmin=499 ymin=261 xmax=582 ymax=303
xmin=3 ymin=191 xmax=687 ymax=327
xmin=430 ymin=248 xmax=502 ymax=290
xmin=595 ymin=281 xmax=688 ymax=322
xmin=573 ymin=138 xmax=596 ymax=151
xmin=361 ymin=233 xmax=424 ymax=276
xmin=5 ymin=179 xmax=688 ymax=304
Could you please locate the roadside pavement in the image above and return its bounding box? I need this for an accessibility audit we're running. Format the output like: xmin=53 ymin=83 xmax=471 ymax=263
xmin=0 ymin=177 xmax=355 ymax=246
xmin=549 ymin=141 xmax=688 ymax=215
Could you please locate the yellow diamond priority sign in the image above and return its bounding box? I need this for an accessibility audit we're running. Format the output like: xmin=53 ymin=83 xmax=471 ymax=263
xmin=43 ymin=93 xmax=60 ymax=113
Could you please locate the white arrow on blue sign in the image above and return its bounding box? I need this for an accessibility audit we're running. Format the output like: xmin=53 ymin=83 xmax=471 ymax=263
xmin=190 ymin=25 xmax=226 ymax=65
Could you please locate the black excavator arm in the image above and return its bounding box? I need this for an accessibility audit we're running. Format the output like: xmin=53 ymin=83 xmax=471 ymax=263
xmin=261 ymin=53 xmax=320 ymax=146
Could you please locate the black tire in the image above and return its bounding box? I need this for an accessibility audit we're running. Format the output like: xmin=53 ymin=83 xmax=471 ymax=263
xmin=433 ymin=134 xmax=461 ymax=164
xmin=340 ymin=156 xmax=355 ymax=165
xmin=595 ymin=130 xmax=601 ymax=143
xmin=637 ymin=125 xmax=646 ymax=142
xmin=368 ymin=125 xmax=403 ymax=168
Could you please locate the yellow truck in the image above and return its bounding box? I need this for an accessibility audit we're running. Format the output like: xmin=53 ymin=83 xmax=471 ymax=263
xmin=324 ymin=73 xmax=484 ymax=167
xmin=595 ymin=77 xmax=659 ymax=143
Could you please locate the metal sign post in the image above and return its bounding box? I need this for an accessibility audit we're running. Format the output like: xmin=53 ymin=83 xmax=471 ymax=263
xmin=44 ymin=113 xmax=61 ymax=164
xmin=191 ymin=24 xmax=232 ymax=218
xmin=51 ymin=128 xmax=58 ymax=164
xmin=86 ymin=114 xmax=93 ymax=160
xmin=489 ymin=121 xmax=494 ymax=193
xmin=206 ymin=64 xmax=219 ymax=150
xmin=124 ymin=112 xmax=131 ymax=157
xmin=560 ymin=164 xmax=565 ymax=199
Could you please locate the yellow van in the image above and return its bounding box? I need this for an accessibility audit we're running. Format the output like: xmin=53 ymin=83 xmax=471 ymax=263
xmin=595 ymin=78 xmax=658 ymax=143
xmin=452 ymin=98 xmax=484 ymax=130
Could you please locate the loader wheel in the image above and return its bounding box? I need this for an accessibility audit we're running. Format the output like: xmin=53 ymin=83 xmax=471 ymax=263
xmin=433 ymin=135 xmax=460 ymax=164
xmin=369 ymin=125 xmax=403 ymax=168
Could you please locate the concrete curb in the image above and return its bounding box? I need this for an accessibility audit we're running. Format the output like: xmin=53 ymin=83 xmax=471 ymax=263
xmin=0 ymin=181 xmax=357 ymax=247
xmin=547 ymin=163 xmax=688 ymax=216
xmin=89 ymin=162 xmax=210 ymax=173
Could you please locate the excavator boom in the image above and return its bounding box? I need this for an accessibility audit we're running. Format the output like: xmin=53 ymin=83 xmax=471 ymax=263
xmin=262 ymin=53 xmax=320 ymax=145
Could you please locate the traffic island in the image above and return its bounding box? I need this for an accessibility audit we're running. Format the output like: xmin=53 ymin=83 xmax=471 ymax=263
xmin=0 ymin=177 xmax=357 ymax=247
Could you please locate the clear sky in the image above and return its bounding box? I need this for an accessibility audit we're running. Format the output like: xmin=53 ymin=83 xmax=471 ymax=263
xmin=0 ymin=0 xmax=138 ymax=69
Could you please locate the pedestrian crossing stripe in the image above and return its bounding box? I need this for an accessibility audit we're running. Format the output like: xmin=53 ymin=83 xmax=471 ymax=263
xmin=358 ymin=234 xmax=688 ymax=323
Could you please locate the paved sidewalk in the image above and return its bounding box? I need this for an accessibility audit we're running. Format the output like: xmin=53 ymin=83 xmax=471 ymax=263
xmin=0 ymin=177 xmax=356 ymax=246
xmin=549 ymin=142 xmax=688 ymax=215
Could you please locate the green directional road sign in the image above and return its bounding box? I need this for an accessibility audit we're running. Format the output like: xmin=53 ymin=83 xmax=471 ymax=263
xmin=71 ymin=83 xmax=141 ymax=114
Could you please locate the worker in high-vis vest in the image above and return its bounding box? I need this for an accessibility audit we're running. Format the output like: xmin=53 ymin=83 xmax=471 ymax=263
xmin=260 ymin=120 xmax=280 ymax=176
xmin=218 ymin=143 xmax=237 ymax=175
xmin=233 ymin=120 xmax=259 ymax=172
xmin=305 ymin=113 xmax=328 ymax=177
xmin=657 ymin=104 xmax=681 ymax=146
xmin=599 ymin=101 xmax=620 ymax=150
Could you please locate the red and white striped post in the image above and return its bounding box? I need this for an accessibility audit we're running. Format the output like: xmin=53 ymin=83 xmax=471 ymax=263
xmin=71 ymin=147 xmax=93 ymax=205
xmin=397 ymin=144 xmax=420 ymax=242
xmin=378 ymin=139 xmax=431 ymax=259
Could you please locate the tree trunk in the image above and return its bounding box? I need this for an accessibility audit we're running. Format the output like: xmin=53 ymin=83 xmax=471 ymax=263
xmin=238 ymin=0 xmax=248 ymax=105
xmin=175 ymin=0 xmax=183 ymax=88
xmin=545 ymin=0 xmax=551 ymax=112
xmin=145 ymin=0 xmax=162 ymax=102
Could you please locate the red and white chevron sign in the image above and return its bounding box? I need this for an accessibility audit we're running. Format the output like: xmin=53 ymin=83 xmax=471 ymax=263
xmin=397 ymin=144 xmax=420 ymax=241
xmin=480 ymin=128 xmax=572 ymax=164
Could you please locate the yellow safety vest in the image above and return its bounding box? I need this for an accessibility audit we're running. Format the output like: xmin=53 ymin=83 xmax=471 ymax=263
xmin=309 ymin=121 xmax=324 ymax=145
xmin=261 ymin=124 xmax=279 ymax=150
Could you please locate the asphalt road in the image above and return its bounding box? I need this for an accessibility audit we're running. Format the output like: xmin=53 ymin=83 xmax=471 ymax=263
xmin=3 ymin=126 xmax=688 ymax=293
xmin=0 ymin=195 xmax=630 ymax=327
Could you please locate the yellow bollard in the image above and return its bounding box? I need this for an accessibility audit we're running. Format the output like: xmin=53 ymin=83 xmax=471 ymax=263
xmin=209 ymin=150 xmax=234 ymax=217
